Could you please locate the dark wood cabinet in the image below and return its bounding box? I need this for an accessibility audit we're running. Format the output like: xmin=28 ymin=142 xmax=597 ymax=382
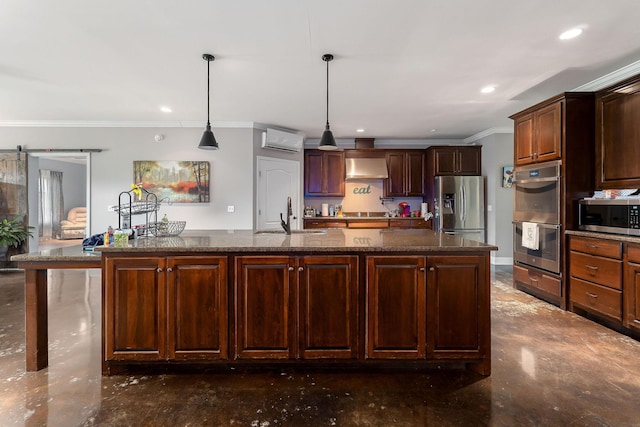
xmin=624 ymin=244 xmax=640 ymax=333
xmin=167 ymin=256 xmax=228 ymax=360
xmin=104 ymin=255 xmax=228 ymax=362
xmin=568 ymin=236 xmax=623 ymax=323
xmin=426 ymin=255 xmax=487 ymax=363
xmin=384 ymin=151 xmax=426 ymax=197
xmin=298 ymin=256 xmax=359 ymax=359
xmin=513 ymin=101 xmax=561 ymax=165
xmin=304 ymin=150 xmax=345 ymax=197
xmin=235 ymin=256 xmax=294 ymax=359
xmin=596 ymin=75 xmax=640 ymax=189
xmin=425 ymin=146 xmax=482 ymax=207
xmin=366 ymin=256 xmax=427 ymax=359
xmin=427 ymin=146 xmax=481 ymax=176
xmin=235 ymin=255 xmax=358 ymax=360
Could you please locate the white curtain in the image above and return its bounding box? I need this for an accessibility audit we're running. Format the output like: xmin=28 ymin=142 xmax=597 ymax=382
xmin=39 ymin=170 xmax=64 ymax=239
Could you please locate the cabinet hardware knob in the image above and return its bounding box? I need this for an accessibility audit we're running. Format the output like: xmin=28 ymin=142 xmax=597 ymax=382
xmin=298 ymin=267 xmax=304 ymax=272
xmin=585 ymin=265 xmax=598 ymax=274
xmin=157 ymin=268 xmax=163 ymax=273
xmin=167 ymin=268 xmax=173 ymax=273
xmin=419 ymin=267 xmax=426 ymax=272
xmin=428 ymin=267 xmax=434 ymax=272
xmin=288 ymin=266 xmax=294 ymax=272
xmin=587 ymin=244 xmax=598 ymax=249
xmin=586 ymin=292 xmax=598 ymax=298
xmin=529 ymin=277 xmax=539 ymax=283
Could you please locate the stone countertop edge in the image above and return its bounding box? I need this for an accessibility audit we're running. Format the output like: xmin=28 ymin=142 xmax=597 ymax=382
xmin=304 ymin=216 xmax=429 ymax=220
xmin=565 ymin=229 xmax=640 ymax=244
xmin=12 ymin=229 xmax=497 ymax=262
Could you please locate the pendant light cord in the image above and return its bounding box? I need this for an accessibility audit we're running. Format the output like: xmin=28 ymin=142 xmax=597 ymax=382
xmin=325 ymin=58 xmax=330 ymax=127
xmin=207 ymin=59 xmax=211 ymax=127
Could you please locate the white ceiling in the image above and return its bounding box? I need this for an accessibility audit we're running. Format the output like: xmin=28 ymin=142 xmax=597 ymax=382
xmin=2 ymin=0 xmax=640 ymax=141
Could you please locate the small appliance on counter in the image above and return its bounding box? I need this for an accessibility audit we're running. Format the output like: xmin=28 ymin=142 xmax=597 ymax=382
xmin=398 ymin=202 xmax=410 ymax=217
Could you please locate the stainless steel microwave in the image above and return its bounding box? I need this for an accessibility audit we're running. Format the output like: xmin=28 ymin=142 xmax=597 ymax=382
xmin=578 ymin=198 xmax=640 ymax=235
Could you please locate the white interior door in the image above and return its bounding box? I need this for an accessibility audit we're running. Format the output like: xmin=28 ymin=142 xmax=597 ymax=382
xmin=256 ymin=156 xmax=300 ymax=231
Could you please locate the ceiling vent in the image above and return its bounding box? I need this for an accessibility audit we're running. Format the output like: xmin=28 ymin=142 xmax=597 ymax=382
xmin=261 ymin=128 xmax=304 ymax=153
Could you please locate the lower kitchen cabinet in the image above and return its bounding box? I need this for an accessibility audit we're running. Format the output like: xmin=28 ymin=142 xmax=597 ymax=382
xmin=366 ymin=256 xmax=427 ymax=359
xmin=624 ymin=244 xmax=640 ymax=333
xmin=234 ymin=255 xmax=359 ymax=360
xmin=427 ymin=256 xmax=487 ymax=360
xmin=568 ymin=236 xmax=623 ymax=323
xmin=103 ymin=255 xmax=228 ymax=362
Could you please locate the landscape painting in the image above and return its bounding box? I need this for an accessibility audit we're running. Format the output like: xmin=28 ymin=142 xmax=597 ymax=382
xmin=133 ymin=161 xmax=210 ymax=203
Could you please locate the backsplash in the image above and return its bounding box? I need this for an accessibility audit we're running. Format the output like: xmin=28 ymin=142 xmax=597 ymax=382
xmin=304 ymin=179 xmax=424 ymax=216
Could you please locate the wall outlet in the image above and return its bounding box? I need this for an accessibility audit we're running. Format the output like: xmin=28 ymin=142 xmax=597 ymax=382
xmin=227 ymin=205 xmax=235 ymax=213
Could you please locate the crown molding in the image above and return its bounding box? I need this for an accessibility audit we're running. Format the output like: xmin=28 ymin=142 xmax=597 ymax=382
xmin=0 ymin=120 xmax=258 ymax=128
xmin=573 ymin=59 xmax=640 ymax=91
xmin=463 ymin=127 xmax=513 ymax=144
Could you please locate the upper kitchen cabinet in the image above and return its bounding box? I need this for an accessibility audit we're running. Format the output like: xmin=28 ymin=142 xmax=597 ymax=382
xmin=304 ymin=150 xmax=345 ymax=197
xmin=596 ymin=74 xmax=640 ymax=189
xmin=426 ymin=146 xmax=481 ymax=176
xmin=510 ymin=93 xmax=594 ymax=167
xmin=512 ymin=102 xmax=561 ymax=165
xmin=384 ymin=150 xmax=426 ymax=197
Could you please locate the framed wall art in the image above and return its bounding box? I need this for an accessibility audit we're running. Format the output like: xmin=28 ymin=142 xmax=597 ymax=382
xmin=133 ymin=160 xmax=210 ymax=203
xmin=502 ymin=165 xmax=514 ymax=188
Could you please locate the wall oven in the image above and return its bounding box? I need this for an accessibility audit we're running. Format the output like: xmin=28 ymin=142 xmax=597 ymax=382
xmin=513 ymin=160 xmax=561 ymax=224
xmin=513 ymin=160 xmax=562 ymax=274
xmin=512 ymin=221 xmax=561 ymax=274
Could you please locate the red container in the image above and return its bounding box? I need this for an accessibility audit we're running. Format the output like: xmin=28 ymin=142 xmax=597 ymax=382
xmin=398 ymin=202 xmax=410 ymax=217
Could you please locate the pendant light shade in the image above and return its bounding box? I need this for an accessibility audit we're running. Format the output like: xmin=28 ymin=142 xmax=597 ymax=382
xmin=199 ymin=53 xmax=219 ymax=150
xmin=319 ymin=53 xmax=338 ymax=151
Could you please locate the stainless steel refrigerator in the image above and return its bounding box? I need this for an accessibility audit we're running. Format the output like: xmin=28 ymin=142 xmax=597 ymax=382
xmin=433 ymin=176 xmax=486 ymax=243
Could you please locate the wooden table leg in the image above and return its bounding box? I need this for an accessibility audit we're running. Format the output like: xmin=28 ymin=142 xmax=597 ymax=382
xmin=25 ymin=269 xmax=48 ymax=371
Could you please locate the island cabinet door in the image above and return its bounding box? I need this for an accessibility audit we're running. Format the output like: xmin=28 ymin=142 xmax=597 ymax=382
xmin=298 ymin=256 xmax=359 ymax=359
xmin=235 ymin=256 xmax=296 ymax=359
xmin=166 ymin=256 xmax=228 ymax=360
xmin=104 ymin=256 xmax=167 ymax=361
xmin=426 ymin=255 xmax=487 ymax=360
xmin=365 ymin=256 xmax=427 ymax=359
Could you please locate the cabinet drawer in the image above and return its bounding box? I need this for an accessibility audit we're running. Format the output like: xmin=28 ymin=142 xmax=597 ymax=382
xmin=570 ymin=277 xmax=622 ymax=321
xmin=627 ymin=243 xmax=640 ymax=263
xmin=569 ymin=252 xmax=622 ymax=290
xmin=513 ymin=264 xmax=561 ymax=297
xmin=347 ymin=220 xmax=389 ymax=229
xmin=569 ymin=236 xmax=622 ymax=259
xmin=304 ymin=220 xmax=347 ymax=229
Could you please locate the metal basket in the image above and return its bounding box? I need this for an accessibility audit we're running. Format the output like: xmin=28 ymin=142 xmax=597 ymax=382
xmin=148 ymin=220 xmax=186 ymax=237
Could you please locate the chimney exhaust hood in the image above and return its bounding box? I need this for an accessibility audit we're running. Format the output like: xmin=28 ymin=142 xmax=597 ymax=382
xmin=345 ymin=157 xmax=389 ymax=179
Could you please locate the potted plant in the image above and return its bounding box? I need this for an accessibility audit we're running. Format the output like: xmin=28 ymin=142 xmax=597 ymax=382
xmin=0 ymin=216 xmax=34 ymax=258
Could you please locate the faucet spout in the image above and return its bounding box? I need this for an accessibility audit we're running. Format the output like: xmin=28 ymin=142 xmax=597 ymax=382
xmin=280 ymin=196 xmax=293 ymax=234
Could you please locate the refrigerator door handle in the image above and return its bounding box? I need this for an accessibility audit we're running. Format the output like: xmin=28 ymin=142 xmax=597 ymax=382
xmin=459 ymin=184 xmax=466 ymax=222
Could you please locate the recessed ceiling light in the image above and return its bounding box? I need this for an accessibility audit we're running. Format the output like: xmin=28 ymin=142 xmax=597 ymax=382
xmin=481 ymin=85 xmax=496 ymax=94
xmin=430 ymin=129 xmax=437 ymax=133
xmin=356 ymin=128 xmax=365 ymax=133
xmin=559 ymin=28 xmax=583 ymax=40
xmin=160 ymin=106 xmax=172 ymax=113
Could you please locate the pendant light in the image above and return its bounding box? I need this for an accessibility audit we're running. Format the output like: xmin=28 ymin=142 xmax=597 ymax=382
xmin=319 ymin=53 xmax=338 ymax=150
xmin=198 ymin=53 xmax=219 ymax=150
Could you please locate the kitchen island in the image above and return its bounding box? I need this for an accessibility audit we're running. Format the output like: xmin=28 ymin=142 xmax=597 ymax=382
xmin=14 ymin=229 xmax=497 ymax=376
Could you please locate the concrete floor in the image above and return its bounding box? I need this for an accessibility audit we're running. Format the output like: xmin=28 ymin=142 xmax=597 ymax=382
xmin=1 ymin=266 xmax=640 ymax=426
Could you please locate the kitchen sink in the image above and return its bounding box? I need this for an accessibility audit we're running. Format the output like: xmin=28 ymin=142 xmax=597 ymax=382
xmin=254 ymin=230 xmax=327 ymax=235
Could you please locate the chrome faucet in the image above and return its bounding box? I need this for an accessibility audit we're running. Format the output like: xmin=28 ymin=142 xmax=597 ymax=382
xmin=280 ymin=196 xmax=293 ymax=234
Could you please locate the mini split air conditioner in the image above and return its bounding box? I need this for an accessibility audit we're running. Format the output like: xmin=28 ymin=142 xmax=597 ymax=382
xmin=261 ymin=128 xmax=304 ymax=153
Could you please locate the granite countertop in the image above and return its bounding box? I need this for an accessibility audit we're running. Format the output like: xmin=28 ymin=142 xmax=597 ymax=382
xmin=565 ymin=229 xmax=640 ymax=244
xmin=12 ymin=229 xmax=496 ymax=262
xmin=304 ymin=215 xmax=431 ymax=220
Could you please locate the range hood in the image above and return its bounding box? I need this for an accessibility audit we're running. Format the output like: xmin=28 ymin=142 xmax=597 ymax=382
xmin=345 ymin=158 xmax=389 ymax=179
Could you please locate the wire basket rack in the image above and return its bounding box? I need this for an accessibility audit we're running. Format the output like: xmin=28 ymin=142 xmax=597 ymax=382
xmin=147 ymin=220 xmax=186 ymax=237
